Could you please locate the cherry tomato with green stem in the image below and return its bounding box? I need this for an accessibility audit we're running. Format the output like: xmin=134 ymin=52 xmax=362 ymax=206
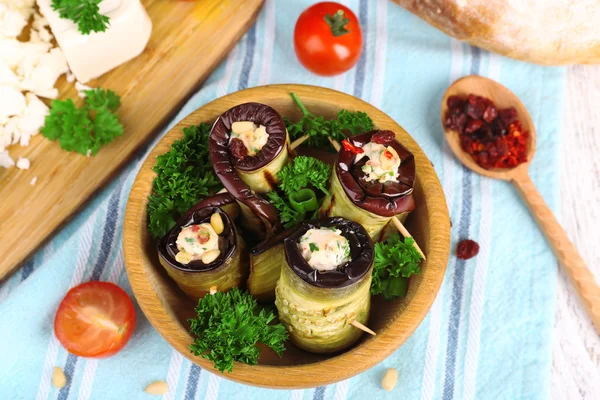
xmin=294 ymin=2 xmax=363 ymax=76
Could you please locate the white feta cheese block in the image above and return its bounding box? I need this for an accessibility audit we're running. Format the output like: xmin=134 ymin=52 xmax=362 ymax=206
xmin=0 ymin=2 xmax=29 ymax=38
xmin=37 ymin=0 xmax=152 ymax=83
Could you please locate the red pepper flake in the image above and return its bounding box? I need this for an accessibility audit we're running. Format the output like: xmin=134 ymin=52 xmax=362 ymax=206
xmin=341 ymin=139 xmax=364 ymax=154
xmin=190 ymin=225 xmax=200 ymax=233
xmin=456 ymin=239 xmax=480 ymax=260
xmin=445 ymin=94 xmax=529 ymax=170
xmin=197 ymin=230 xmax=210 ymax=244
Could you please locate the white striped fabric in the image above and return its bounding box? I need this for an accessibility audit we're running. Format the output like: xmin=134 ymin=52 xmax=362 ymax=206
xmin=0 ymin=1 xmax=566 ymax=399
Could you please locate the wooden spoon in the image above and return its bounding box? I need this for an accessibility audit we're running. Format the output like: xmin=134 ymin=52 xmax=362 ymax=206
xmin=441 ymin=75 xmax=600 ymax=334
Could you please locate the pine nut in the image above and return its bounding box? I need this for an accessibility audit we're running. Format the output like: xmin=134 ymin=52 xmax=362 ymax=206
xmin=201 ymin=249 xmax=220 ymax=264
xmin=144 ymin=380 xmax=168 ymax=395
xmin=381 ymin=368 xmax=398 ymax=391
xmin=210 ymin=212 xmax=224 ymax=234
xmin=231 ymin=121 xmax=254 ymax=134
xmin=52 ymin=366 xmax=66 ymax=389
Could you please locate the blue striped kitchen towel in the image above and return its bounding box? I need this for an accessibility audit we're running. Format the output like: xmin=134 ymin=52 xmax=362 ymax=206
xmin=0 ymin=0 xmax=565 ymax=399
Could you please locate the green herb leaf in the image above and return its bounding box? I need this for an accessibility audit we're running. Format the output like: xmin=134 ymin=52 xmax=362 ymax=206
xmin=42 ymin=88 xmax=123 ymax=156
xmin=309 ymin=243 xmax=319 ymax=252
xmin=51 ymin=0 xmax=110 ymax=35
xmin=266 ymin=191 xmax=303 ymax=229
xmin=146 ymin=123 xmax=223 ymax=239
xmin=370 ymin=234 xmax=423 ymax=300
xmin=188 ymin=288 xmax=288 ymax=373
xmin=284 ymin=93 xmax=374 ymax=149
xmin=277 ymin=156 xmax=331 ymax=197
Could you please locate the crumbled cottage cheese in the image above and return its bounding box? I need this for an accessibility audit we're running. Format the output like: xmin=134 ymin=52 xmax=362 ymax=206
xmin=0 ymin=0 xmax=69 ymax=169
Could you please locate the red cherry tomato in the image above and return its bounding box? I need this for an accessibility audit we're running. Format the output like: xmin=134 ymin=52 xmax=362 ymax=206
xmin=54 ymin=281 xmax=136 ymax=358
xmin=294 ymin=2 xmax=363 ymax=76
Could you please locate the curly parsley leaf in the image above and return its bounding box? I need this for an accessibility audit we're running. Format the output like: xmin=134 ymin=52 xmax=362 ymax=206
xmin=189 ymin=288 xmax=288 ymax=373
xmin=284 ymin=92 xmax=374 ymax=149
xmin=277 ymin=156 xmax=331 ymax=197
xmin=146 ymin=123 xmax=223 ymax=239
xmin=42 ymin=88 xmax=123 ymax=156
xmin=266 ymin=191 xmax=302 ymax=229
xmin=371 ymin=234 xmax=423 ymax=300
xmin=51 ymin=0 xmax=110 ymax=35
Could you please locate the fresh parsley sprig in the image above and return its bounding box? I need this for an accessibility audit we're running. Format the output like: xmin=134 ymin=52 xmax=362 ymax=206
xmin=42 ymin=88 xmax=123 ymax=156
xmin=146 ymin=123 xmax=223 ymax=239
xmin=51 ymin=0 xmax=110 ymax=35
xmin=278 ymin=156 xmax=331 ymax=197
xmin=371 ymin=234 xmax=423 ymax=300
xmin=189 ymin=288 xmax=288 ymax=373
xmin=267 ymin=156 xmax=331 ymax=228
xmin=284 ymin=92 xmax=374 ymax=149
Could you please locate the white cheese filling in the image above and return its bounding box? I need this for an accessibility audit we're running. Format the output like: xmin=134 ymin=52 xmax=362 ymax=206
xmin=229 ymin=120 xmax=269 ymax=156
xmin=175 ymin=223 xmax=219 ymax=265
xmin=298 ymin=227 xmax=351 ymax=271
xmin=354 ymin=142 xmax=401 ymax=183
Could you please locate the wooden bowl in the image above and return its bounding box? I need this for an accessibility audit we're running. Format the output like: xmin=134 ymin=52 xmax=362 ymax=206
xmin=123 ymin=84 xmax=450 ymax=389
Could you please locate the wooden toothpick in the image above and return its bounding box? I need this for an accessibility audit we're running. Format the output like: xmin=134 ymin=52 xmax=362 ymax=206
xmin=391 ymin=217 xmax=426 ymax=260
xmin=328 ymin=137 xmax=341 ymax=152
xmin=290 ymin=135 xmax=310 ymax=150
xmin=349 ymin=320 xmax=376 ymax=336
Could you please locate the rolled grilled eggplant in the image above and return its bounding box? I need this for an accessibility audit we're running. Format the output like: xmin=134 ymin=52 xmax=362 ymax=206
xmin=209 ymin=103 xmax=290 ymax=238
xmin=320 ymin=130 xmax=416 ymax=240
xmin=275 ymin=218 xmax=374 ymax=354
xmin=158 ymin=196 xmax=248 ymax=301
xmin=247 ymin=229 xmax=291 ymax=302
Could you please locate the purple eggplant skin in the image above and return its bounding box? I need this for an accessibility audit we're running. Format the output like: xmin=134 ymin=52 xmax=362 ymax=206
xmin=284 ymin=217 xmax=374 ymax=288
xmin=336 ymin=130 xmax=416 ymax=217
xmin=209 ymin=102 xmax=286 ymax=236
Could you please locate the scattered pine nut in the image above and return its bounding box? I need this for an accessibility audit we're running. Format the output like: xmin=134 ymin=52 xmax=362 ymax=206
xmin=144 ymin=380 xmax=168 ymax=395
xmin=381 ymin=368 xmax=398 ymax=391
xmin=201 ymin=249 xmax=220 ymax=264
xmin=209 ymin=285 xmax=218 ymax=295
xmin=210 ymin=212 xmax=224 ymax=234
xmin=52 ymin=366 xmax=67 ymax=389
xmin=231 ymin=121 xmax=254 ymax=134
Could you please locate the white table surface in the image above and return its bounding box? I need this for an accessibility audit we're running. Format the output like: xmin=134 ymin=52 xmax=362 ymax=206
xmin=552 ymin=65 xmax=600 ymax=399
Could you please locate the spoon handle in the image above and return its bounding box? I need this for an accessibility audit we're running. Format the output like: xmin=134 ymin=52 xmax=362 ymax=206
xmin=511 ymin=168 xmax=600 ymax=334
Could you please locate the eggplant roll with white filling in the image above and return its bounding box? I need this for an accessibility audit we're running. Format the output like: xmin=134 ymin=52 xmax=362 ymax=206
xmin=209 ymin=103 xmax=290 ymax=238
xmin=320 ymin=130 xmax=416 ymax=240
xmin=275 ymin=218 xmax=374 ymax=354
xmin=158 ymin=195 xmax=248 ymax=301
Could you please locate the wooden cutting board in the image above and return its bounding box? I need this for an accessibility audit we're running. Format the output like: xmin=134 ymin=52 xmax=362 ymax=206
xmin=0 ymin=0 xmax=264 ymax=280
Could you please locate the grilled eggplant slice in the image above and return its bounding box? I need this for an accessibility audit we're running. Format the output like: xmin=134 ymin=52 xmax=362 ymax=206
xmin=320 ymin=130 xmax=416 ymax=240
xmin=247 ymin=229 xmax=292 ymax=302
xmin=158 ymin=200 xmax=248 ymax=301
xmin=209 ymin=103 xmax=290 ymax=238
xmin=275 ymin=218 xmax=374 ymax=354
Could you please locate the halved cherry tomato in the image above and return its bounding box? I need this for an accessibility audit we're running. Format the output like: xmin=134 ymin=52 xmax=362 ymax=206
xmin=54 ymin=281 xmax=136 ymax=358
xmin=294 ymin=2 xmax=363 ymax=76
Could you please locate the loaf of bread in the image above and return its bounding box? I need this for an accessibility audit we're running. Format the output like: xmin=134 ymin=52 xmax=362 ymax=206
xmin=392 ymin=0 xmax=600 ymax=65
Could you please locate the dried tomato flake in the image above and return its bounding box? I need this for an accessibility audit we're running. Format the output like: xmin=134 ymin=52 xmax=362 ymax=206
xmin=230 ymin=138 xmax=248 ymax=159
xmin=456 ymin=239 xmax=480 ymax=260
xmin=341 ymin=139 xmax=364 ymax=154
xmin=444 ymin=94 xmax=528 ymax=170
xmin=371 ymin=131 xmax=395 ymax=144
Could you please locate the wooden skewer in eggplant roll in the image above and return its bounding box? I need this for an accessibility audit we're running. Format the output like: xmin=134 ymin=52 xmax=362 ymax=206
xmin=275 ymin=218 xmax=374 ymax=354
xmin=158 ymin=194 xmax=248 ymax=301
xmin=209 ymin=103 xmax=291 ymax=238
xmin=320 ymin=130 xmax=416 ymax=241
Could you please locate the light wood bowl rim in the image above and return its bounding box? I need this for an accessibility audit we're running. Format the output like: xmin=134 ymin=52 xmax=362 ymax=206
xmin=123 ymin=84 xmax=450 ymax=389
